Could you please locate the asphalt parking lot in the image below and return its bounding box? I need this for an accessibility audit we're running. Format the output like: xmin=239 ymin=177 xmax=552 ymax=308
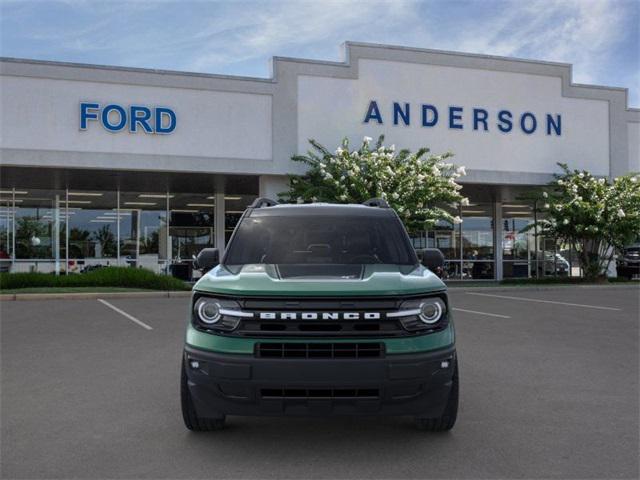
xmin=1 ymin=286 xmax=638 ymax=479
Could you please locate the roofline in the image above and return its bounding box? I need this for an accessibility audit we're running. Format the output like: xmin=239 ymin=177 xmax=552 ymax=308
xmin=1 ymin=40 xmax=636 ymax=109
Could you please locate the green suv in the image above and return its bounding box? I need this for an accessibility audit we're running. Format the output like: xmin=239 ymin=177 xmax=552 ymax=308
xmin=181 ymin=198 xmax=458 ymax=431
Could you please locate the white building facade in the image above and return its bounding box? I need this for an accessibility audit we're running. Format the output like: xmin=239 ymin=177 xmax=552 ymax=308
xmin=1 ymin=42 xmax=638 ymax=280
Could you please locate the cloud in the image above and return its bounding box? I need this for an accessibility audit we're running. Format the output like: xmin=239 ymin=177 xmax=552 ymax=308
xmin=1 ymin=0 xmax=637 ymax=104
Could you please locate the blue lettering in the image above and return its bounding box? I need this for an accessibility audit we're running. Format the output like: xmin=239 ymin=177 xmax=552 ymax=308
xmin=421 ymin=104 xmax=438 ymax=127
xmin=130 ymin=105 xmax=153 ymax=133
xmin=364 ymin=100 xmax=383 ymax=124
xmin=101 ymin=104 xmax=127 ymax=132
xmin=80 ymin=102 xmax=99 ymax=130
xmin=546 ymin=114 xmax=561 ymax=136
xmin=155 ymin=107 xmax=176 ymax=134
xmin=520 ymin=112 xmax=537 ymax=134
xmin=393 ymin=102 xmax=410 ymax=126
xmin=473 ymin=108 xmax=488 ymax=131
xmin=497 ymin=110 xmax=513 ymax=133
xmin=449 ymin=106 xmax=463 ymax=129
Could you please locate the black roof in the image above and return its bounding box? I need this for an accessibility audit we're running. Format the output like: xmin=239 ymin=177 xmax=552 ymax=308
xmin=247 ymin=203 xmax=395 ymax=217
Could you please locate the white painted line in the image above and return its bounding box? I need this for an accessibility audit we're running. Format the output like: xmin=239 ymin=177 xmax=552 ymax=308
xmin=465 ymin=292 xmax=621 ymax=311
xmin=97 ymin=299 xmax=153 ymax=330
xmin=453 ymin=308 xmax=511 ymax=319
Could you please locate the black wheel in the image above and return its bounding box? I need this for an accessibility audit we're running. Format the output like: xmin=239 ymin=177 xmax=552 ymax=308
xmin=415 ymin=362 xmax=459 ymax=432
xmin=181 ymin=360 xmax=226 ymax=431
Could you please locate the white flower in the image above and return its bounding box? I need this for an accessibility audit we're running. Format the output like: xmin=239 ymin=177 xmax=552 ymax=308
xmin=557 ymin=179 xmax=564 ymax=185
xmin=456 ymin=166 xmax=467 ymax=176
xmin=296 ymin=197 xmax=304 ymax=204
xmin=363 ymin=136 xmax=372 ymax=143
xmin=555 ymin=205 xmax=562 ymax=211
xmin=631 ymin=176 xmax=638 ymax=183
xmin=542 ymin=191 xmax=548 ymax=198
xmin=618 ymin=208 xmax=626 ymax=218
xmin=324 ymin=172 xmax=333 ymax=180
xmin=311 ymin=196 xmax=318 ymax=202
xmin=389 ymin=144 xmax=395 ymax=152
xmin=391 ymin=192 xmax=399 ymax=200
xmin=453 ymin=216 xmax=463 ymax=224
xmin=578 ymin=172 xmax=584 ymax=178
xmin=461 ymin=197 xmax=470 ymax=206
xmin=335 ymin=147 xmax=343 ymax=155
xmin=598 ymin=178 xmax=605 ymax=184
xmin=544 ymin=203 xmax=550 ymax=209
xmin=339 ymin=194 xmax=347 ymax=201
xmin=563 ymin=219 xmax=569 ymax=225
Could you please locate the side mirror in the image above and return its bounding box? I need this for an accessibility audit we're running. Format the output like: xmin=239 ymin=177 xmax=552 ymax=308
xmin=195 ymin=248 xmax=219 ymax=272
xmin=417 ymin=248 xmax=445 ymax=278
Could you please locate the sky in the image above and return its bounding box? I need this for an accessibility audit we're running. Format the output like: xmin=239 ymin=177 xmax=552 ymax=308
xmin=1 ymin=0 xmax=638 ymax=106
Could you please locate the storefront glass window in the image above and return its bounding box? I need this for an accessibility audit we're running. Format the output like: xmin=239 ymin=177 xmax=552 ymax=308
xmin=13 ymin=189 xmax=65 ymax=272
xmin=169 ymin=193 xmax=215 ymax=280
xmin=0 ymin=192 xmax=15 ymax=272
xmin=119 ymin=192 xmax=169 ymax=273
xmin=66 ymin=190 xmax=118 ymax=273
xmin=502 ymin=203 xmax=536 ymax=278
xmin=461 ymin=203 xmax=494 ymax=279
xmin=225 ymin=194 xmax=254 ymax=244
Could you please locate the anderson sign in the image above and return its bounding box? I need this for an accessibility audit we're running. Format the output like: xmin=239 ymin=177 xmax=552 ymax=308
xmin=363 ymin=100 xmax=562 ymax=136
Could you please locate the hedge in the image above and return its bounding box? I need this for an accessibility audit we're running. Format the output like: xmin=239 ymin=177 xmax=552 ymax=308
xmin=0 ymin=267 xmax=191 ymax=291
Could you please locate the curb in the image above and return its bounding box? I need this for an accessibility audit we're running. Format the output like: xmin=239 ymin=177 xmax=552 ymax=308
xmin=0 ymin=291 xmax=192 ymax=301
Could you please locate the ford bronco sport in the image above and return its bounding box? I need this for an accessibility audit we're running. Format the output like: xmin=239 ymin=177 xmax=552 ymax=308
xmin=181 ymin=198 xmax=458 ymax=431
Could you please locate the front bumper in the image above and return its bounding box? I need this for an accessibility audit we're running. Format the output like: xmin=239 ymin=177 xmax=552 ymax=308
xmin=184 ymin=344 xmax=456 ymax=418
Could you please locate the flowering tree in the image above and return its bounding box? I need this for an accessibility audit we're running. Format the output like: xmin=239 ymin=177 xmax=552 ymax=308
xmin=280 ymin=135 xmax=468 ymax=231
xmin=535 ymin=163 xmax=640 ymax=280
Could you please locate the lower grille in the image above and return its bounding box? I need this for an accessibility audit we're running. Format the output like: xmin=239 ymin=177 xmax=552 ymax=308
xmin=256 ymin=342 xmax=384 ymax=359
xmin=261 ymin=388 xmax=380 ymax=399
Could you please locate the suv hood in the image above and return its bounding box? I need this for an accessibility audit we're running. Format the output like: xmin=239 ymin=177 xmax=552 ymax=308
xmin=194 ymin=264 xmax=445 ymax=297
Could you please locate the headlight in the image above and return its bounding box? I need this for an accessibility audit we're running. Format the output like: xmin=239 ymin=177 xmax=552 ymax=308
xmin=391 ymin=296 xmax=448 ymax=331
xmin=418 ymin=298 xmax=445 ymax=324
xmin=195 ymin=298 xmax=221 ymax=324
xmin=192 ymin=295 xmax=247 ymax=331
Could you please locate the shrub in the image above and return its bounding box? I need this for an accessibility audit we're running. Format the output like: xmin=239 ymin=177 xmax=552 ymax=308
xmin=532 ymin=164 xmax=640 ymax=281
xmin=280 ymin=135 xmax=468 ymax=230
xmin=0 ymin=267 xmax=191 ymax=291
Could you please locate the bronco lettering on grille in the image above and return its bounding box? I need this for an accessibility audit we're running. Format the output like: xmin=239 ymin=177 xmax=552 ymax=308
xmin=258 ymin=312 xmax=382 ymax=320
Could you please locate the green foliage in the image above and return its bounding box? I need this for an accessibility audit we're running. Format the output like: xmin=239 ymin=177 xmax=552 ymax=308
xmin=280 ymin=135 xmax=468 ymax=230
xmin=0 ymin=267 xmax=190 ymax=291
xmin=532 ymin=163 xmax=640 ymax=280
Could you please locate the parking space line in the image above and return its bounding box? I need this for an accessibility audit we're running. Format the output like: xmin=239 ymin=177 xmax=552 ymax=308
xmin=465 ymin=292 xmax=621 ymax=311
xmin=453 ymin=308 xmax=511 ymax=319
xmin=97 ymin=299 xmax=153 ymax=330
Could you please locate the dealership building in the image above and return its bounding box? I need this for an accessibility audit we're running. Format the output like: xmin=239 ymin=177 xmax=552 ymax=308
xmin=1 ymin=42 xmax=638 ymax=280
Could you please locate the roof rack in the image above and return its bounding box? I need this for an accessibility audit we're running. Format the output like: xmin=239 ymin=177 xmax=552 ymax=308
xmin=250 ymin=197 xmax=278 ymax=208
xmin=362 ymin=198 xmax=390 ymax=208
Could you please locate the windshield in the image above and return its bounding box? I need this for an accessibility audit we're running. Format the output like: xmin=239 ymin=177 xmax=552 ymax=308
xmin=224 ymin=214 xmax=417 ymax=266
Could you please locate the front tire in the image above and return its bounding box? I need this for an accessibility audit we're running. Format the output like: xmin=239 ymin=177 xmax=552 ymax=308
xmin=181 ymin=360 xmax=226 ymax=431
xmin=415 ymin=362 xmax=459 ymax=432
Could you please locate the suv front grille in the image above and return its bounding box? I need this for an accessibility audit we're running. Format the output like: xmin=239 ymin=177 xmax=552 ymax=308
xmin=261 ymin=388 xmax=380 ymax=399
xmin=256 ymin=342 xmax=384 ymax=359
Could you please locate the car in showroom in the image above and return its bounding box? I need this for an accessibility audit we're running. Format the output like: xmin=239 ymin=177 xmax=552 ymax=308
xmin=617 ymin=242 xmax=640 ymax=280
xmin=181 ymin=198 xmax=457 ymax=431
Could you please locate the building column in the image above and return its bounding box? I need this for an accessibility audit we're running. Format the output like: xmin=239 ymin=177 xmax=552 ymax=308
xmin=495 ymin=200 xmax=503 ymax=281
xmin=215 ymin=192 xmax=226 ymax=253
xmin=259 ymin=175 xmax=289 ymax=200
